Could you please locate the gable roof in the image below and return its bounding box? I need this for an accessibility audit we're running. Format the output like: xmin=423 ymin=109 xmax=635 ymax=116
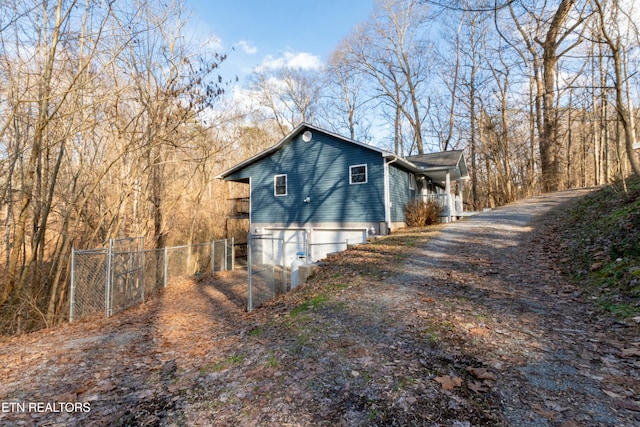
xmin=216 ymin=123 xmax=394 ymax=179
xmin=216 ymin=123 xmax=468 ymax=182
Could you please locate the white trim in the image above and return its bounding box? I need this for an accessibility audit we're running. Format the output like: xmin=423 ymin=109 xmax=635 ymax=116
xmin=274 ymin=174 xmax=287 ymax=196
xmin=349 ymin=164 xmax=368 ymax=184
xmin=310 ymin=227 xmax=368 ymax=231
xmin=409 ymin=173 xmax=416 ymax=190
xmin=445 ymin=170 xmax=452 ymax=222
xmin=264 ymin=227 xmax=308 ymax=231
xmin=248 ymin=176 xmax=253 ymax=230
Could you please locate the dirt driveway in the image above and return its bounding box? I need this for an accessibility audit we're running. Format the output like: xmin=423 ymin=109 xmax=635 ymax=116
xmin=1 ymin=189 xmax=639 ymax=426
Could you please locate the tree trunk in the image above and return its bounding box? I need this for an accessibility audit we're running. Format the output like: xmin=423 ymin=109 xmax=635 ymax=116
xmin=2 ymin=0 xmax=65 ymax=306
xmin=539 ymin=0 xmax=575 ymax=192
xmin=594 ymin=0 xmax=640 ymax=178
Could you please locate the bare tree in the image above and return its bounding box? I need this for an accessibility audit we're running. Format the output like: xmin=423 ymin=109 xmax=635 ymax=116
xmin=592 ymin=0 xmax=640 ymax=178
xmin=0 ymin=0 xmax=115 ymax=309
xmin=503 ymin=0 xmax=588 ymax=192
xmin=344 ymin=0 xmax=434 ymax=154
xmin=250 ymin=67 xmax=323 ymax=136
xmin=322 ymin=41 xmax=375 ymax=142
xmin=436 ymin=4 xmax=491 ymax=207
xmin=0 ymin=0 xmax=231 ymax=333
xmin=115 ymin=0 xmax=229 ymax=249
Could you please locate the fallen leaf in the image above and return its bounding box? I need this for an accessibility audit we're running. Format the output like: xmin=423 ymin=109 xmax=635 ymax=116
xmin=615 ymin=399 xmax=640 ymax=412
xmin=590 ymin=262 xmax=603 ymax=271
xmin=468 ymin=380 xmax=490 ymax=393
xmin=532 ymin=403 xmax=556 ymax=420
xmin=467 ymin=367 xmax=497 ymax=381
xmin=435 ymin=375 xmax=463 ymax=391
xmin=603 ymin=389 xmax=622 ymax=399
xmin=469 ymin=327 xmax=491 ymax=336
xmin=621 ymin=347 xmax=640 ymax=357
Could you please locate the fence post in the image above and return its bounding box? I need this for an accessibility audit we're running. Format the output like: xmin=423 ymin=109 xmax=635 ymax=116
xmin=230 ymin=237 xmax=235 ymax=271
xmin=247 ymin=232 xmax=253 ymax=312
xmin=282 ymin=241 xmax=287 ymax=294
xmin=220 ymin=239 xmax=228 ymax=271
xmin=69 ymin=248 xmax=76 ymax=322
xmin=271 ymin=237 xmax=276 ymax=299
xmin=140 ymin=247 xmax=145 ymax=303
xmin=105 ymin=239 xmax=113 ymax=317
xmin=127 ymin=249 xmax=134 ymax=305
xmin=187 ymin=245 xmax=192 ymax=277
xmin=211 ymin=240 xmax=216 ymax=277
xmin=163 ymin=247 xmax=168 ymax=288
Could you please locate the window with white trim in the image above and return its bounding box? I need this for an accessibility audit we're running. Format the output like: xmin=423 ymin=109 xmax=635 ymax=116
xmin=409 ymin=174 xmax=416 ymax=190
xmin=349 ymin=164 xmax=367 ymax=184
xmin=274 ymin=174 xmax=287 ymax=196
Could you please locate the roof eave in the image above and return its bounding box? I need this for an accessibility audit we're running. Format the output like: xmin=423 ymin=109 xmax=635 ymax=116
xmin=216 ymin=123 xmax=310 ymax=180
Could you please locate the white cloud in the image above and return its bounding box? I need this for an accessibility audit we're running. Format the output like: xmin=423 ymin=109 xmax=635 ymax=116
xmin=256 ymin=51 xmax=323 ymax=72
xmin=286 ymin=52 xmax=323 ymax=70
xmin=230 ymin=85 xmax=259 ymax=111
xmin=256 ymin=55 xmax=286 ymax=71
xmin=237 ymin=40 xmax=258 ymax=55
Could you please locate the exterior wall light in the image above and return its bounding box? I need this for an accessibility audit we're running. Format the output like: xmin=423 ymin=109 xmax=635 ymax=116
xmin=304 ymin=196 xmax=311 ymax=203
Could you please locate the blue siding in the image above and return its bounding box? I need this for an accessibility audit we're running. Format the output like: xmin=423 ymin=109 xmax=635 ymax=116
xmin=227 ymin=131 xmax=386 ymax=224
xmin=389 ymin=164 xmax=417 ymax=222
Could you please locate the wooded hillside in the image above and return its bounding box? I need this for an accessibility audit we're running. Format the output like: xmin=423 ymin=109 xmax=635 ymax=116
xmin=1 ymin=0 xmax=640 ymax=334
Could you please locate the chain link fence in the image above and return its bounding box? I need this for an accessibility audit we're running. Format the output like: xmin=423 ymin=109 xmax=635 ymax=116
xmin=70 ymin=238 xmax=234 ymax=321
xmin=247 ymin=234 xmax=287 ymax=312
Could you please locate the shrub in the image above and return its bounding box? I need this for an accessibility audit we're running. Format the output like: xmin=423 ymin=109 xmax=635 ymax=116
xmin=404 ymin=199 xmax=444 ymax=227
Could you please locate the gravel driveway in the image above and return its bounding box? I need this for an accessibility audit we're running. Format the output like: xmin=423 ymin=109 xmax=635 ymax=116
xmin=396 ymin=189 xmax=640 ymax=426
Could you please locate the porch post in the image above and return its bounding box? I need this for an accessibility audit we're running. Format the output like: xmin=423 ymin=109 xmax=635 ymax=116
xmin=445 ymin=171 xmax=452 ymax=222
xmin=457 ymin=178 xmax=463 ymax=214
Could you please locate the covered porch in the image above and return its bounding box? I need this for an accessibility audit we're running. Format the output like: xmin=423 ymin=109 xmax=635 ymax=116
xmin=419 ymin=189 xmax=468 ymax=222
xmin=406 ymin=150 xmax=470 ymax=223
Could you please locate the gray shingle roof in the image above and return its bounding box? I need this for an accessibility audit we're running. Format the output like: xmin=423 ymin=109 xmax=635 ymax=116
xmin=406 ymin=150 xmax=464 ymax=169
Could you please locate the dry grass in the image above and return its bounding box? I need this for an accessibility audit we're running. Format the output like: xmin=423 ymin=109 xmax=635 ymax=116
xmin=404 ymin=200 xmax=444 ymax=227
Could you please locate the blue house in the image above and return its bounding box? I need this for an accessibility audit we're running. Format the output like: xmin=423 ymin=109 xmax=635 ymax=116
xmin=217 ymin=123 xmax=469 ymax=264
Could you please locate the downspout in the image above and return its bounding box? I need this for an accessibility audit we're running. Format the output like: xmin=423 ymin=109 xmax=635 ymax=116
xmin=384 ymin=155 xmax=399 ymax=233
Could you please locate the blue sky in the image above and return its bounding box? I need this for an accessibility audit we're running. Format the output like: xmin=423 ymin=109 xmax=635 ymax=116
xmin=184 ymin=0 xmax=375 ymax=82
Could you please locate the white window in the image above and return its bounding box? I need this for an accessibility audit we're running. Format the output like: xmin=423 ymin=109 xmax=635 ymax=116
xmin=349 ymin=164 xmax=367 ymax=184
xmin=274 ymin=174 xmax=287 ymax=196
xmin=409 ymin=174 xmax=416 ymax=190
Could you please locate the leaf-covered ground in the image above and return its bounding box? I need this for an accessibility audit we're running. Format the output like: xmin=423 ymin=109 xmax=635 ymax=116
xmin=1 ymin=188 xmax=639 ymax=426
xmin=551 ymin=176 xmax=640 ymax=319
